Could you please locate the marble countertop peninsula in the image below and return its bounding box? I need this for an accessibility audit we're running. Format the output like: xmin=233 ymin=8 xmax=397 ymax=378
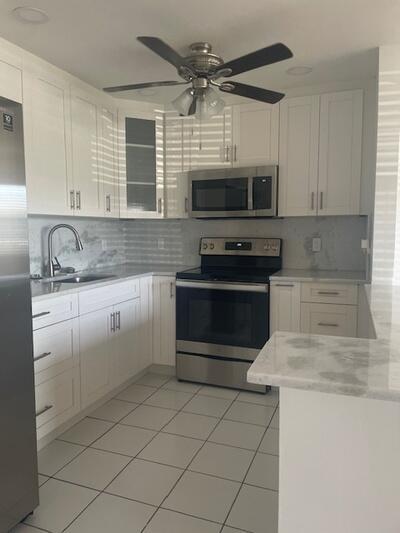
xmin=31 ymin=262 xmax=193 ymax=301
xmin=248 ymin=283 xmax=400 ymax=402
xmin=269 ymin=269 xmax=367 ymax=283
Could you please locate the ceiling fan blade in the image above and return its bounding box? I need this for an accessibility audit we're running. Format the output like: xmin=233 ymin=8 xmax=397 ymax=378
xmin=103 ymin=80 xmax=188 ymax=93
xmin=219 ymin=81 xmax=285 ymax=104
xmin=137 ymin=36 xmax=188 ymax=71
xmin=218 ymin=43 xmax=293 ymax=77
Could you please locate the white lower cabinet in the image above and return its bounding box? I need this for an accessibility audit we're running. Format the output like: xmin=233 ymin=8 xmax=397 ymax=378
xmin=79 ymin=307 xmax=114 ymax=409
xmin=270 ymin=282 xmax=301 ymax=334
xmin=270 ymin=280 xmax=359 ymax=338
xmin=300 ymin=303 xmax=357 ymax=337
xmin=113 ymin=298 xmax=142 ymax=387
xmin=35 ymin=367 xmax=81 ymax=441
xmin=152 ymin=276 xmax=176 ymax=366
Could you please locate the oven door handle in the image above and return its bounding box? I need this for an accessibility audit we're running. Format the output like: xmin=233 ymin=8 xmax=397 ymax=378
xmin=176 ymin=280 xmax=269 ymax=293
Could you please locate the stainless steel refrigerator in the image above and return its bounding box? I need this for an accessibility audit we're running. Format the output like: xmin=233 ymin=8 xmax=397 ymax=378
xmin=0 ymin=95 xmax=38 ymax=531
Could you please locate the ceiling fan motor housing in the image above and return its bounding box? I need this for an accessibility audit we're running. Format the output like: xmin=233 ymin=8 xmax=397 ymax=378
xmin=185 ymin=42 xmax=224 ymax=75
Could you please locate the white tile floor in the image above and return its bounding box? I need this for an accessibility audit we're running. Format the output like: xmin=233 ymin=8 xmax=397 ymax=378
xmin=13 ymin=372 xmax=279 ymax=533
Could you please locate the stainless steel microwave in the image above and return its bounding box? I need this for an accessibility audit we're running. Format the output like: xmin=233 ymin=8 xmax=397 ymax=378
xmin=188 ymin=165 xmax=278 ymax=218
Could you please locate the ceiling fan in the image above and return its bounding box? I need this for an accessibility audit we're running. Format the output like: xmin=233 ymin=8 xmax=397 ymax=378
xmin=103 ymin=37 xmax=293 ymax=117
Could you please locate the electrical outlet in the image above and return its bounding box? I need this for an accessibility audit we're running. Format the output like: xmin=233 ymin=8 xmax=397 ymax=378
xmin=312 ymin=237 xmax=321 ymax=253
xmin=158 ymin=238 xmax=166 ymax=250
xmin=101 ymin=239 xmax=107 ymax=251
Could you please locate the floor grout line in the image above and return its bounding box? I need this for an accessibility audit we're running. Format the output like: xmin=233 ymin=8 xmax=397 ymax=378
xmin=220 ymin=403 xmax=279 ymax=531
xmin=34 ymin=374 xmax=279 ymax=533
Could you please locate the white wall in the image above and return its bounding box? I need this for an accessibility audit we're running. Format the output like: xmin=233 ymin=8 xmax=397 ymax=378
xmin=372 ymin=46 xmax=400 ymax=283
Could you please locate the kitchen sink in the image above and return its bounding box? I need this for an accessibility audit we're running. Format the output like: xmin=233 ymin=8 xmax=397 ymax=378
xmin=45 ymin=274 xmax=116 ymax=284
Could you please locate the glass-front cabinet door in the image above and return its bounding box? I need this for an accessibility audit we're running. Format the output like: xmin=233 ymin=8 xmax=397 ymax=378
xmin=118 ymin=104 xmax=164 ymax=218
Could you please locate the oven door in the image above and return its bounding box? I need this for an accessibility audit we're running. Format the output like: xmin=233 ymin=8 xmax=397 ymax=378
xmin=176 ymin=280 xmax=269 ymax=361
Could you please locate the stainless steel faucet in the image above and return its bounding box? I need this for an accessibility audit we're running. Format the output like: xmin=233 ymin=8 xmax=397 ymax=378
xmin=47 ymin=224 xmax=84 ymax=277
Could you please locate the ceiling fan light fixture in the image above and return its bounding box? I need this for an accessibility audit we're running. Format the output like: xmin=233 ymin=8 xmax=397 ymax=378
xmin=196 ymin=87 xmax=225 ymax=118
xmin=172 ymin=87 xmax=194 ymax=116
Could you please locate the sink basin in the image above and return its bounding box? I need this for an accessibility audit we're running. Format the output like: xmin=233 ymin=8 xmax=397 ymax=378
xmin=47 ymin=274 xmax=115 ymax=284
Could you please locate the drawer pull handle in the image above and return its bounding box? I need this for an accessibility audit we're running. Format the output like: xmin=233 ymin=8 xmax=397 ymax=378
xmin=317 ymin=291 xmax=340 ymax=296
xmin=34 ymin=351 xmax=52 ymax=362
xmin=275 ymin=283 xmax=294 ymax=287
xmin=35 ymin=404 xmax=53 ymax=417
xmin=33 ymin=311 xmax=50 ymax=319
xmin=317 ymin=322 xmax=339 ymax=327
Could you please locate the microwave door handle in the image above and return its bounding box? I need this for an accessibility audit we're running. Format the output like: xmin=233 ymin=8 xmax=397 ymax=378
xmin=248 ymin=177 xmax=254 ymax=211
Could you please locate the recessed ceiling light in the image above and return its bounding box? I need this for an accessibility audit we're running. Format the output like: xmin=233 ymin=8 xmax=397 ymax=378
xmin=286 ymin=66 xmax=313 ymax=76
xmin=12 ymin=6 xmax=49 ymax=24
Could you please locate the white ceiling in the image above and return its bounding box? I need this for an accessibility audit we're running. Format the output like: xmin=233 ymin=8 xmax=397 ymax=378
xmin=0 ymin=0 xmax=398 ymax=103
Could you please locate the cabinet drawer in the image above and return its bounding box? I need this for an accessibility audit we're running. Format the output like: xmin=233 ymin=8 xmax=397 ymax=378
xmin=79 ymin=279 xmax=140 ymax=315
xmin=301 ymin=303 xmax=357 ymax=337
xmin=301 ymin=283 xmax=358 ymax=305
xmin=35 ymin=367 xmax=80 ymax=439
xmin=32 ymin=294 xmax=78 ymax=330
xmin=33 ymin=319 xmax=79 ymax=385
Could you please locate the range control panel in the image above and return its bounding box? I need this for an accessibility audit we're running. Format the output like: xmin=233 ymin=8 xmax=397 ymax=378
xmin=200 ymin=238 xmax=281 ymax=257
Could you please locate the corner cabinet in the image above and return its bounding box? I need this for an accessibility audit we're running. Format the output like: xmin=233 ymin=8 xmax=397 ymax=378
xmin=24 ymin=63 xmax=119 ymax=218
xmin=118 ymin=104 xmax=165 ymax=218
xmin=24 ymin=65 xmax=74 ymax=216
xmin=278 ymin=90 xmax=363 ymax=217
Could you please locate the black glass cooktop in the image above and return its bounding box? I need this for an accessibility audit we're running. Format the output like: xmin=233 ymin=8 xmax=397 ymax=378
xmin=176 ymin=266 xmax=279 ymax=284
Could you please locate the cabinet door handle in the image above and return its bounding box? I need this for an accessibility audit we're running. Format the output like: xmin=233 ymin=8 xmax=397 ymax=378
xmin=275 ymin=283 xmax=294 ymax=287
xmin=110 ymin=312 xmax=116 ymax=333
xmin=106 ymin=195 xmax=111 ymax=212
xmin=34 ymin=351 xmax=52 ymax=362
xmin=184 ymin=197 xmax=189 ymax=213
xmin=170 ymin=281 xmax=174 ymax=298
xmin=319 ymin=191 xmax=323 ymax=210
xmin=311 ymin=192 xmax=315 ymax=211
xmin=70 ymin=190 xmax=75 ymax=210
xmin=317 ymin=322 xmax=339 ymax=327
xmin=32 ymin=311 xmax=50 ymax=319
xmin=233 ymin=144 xmax=237 ymax=162
xmin=317 ymin=291 xmax=340 ymax=295
xmin=116 ymin=311 xmax=121 ymax=330
xmin=36 ymin=404 xmax=53 ymax=417
xmin=76 ymin=191 xmax=81 ymax=210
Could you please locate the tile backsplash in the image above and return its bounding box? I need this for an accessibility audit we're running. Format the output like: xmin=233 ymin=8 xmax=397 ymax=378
xmin=28 ymin=216 xmax=125 ymax=276
xmin=124 ymin=216 xmax=369 ymax=271
xmin=28 ymin=214 xmax=368 ymax=276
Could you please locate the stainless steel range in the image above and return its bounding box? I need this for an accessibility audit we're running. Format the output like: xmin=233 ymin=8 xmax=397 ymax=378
xmin=176 ymin=237 xmax=282 ymax=392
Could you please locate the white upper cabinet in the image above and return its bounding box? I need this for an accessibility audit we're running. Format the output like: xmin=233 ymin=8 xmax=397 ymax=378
xmin=279 ymin=96 xmax=320 ymax=216
xmin=279 ymin=90 xmax=363 ymax=217
xmin=0 ymin=59 xmax=22 ymax=103
xmin=24 ymin=67 xmax=74 ymax=216
xmin=318 ymin=90 xmax=363 ymax=215
xmin=165 ymin=114 xmax=187 ymax=219
xmin=70 ymin=87 xmax=104 ymax=217
xmin=99 ymin=106 xmax=119 ymax=218
xmin=118 ymin=105 xmax=165 ymax=218
xmin=232 ymin=102 xmax=279 ymax=166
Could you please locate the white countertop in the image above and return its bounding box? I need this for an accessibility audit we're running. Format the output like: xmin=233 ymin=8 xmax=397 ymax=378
xmin=269 ymin=269 xmax=367 ymax=283
xmin=31 ymin=263 xmax=193 ymax=301
xmin=248 ymin=283 xmax=400 ymax=402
